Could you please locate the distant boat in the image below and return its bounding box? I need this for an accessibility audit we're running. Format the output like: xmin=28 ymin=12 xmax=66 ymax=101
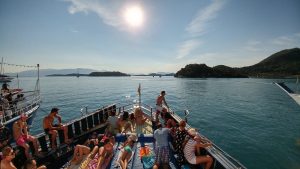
xmin=1 ymin=62 xmax=41 ymax=132
xmin=275 ymin=77 xmax=300 ymax=106
xmin=76 ymin=68 xmax=80 ymax=78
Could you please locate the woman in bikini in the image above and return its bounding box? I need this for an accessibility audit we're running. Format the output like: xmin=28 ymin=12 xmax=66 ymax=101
xmin=118 ymin=135 xmax=137 ymax=169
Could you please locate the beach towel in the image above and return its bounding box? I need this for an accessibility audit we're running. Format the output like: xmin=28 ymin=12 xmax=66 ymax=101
xmin=140 ymin=146 xmax=155 ymax=169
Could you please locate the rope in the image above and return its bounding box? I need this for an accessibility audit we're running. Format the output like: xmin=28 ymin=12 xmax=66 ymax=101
xmin=3 ymin=62 xmax=38 ymax=68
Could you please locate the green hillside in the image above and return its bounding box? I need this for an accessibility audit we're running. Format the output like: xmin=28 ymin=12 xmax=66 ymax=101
xmin=175 ymin=48 xmax=300 ymax=78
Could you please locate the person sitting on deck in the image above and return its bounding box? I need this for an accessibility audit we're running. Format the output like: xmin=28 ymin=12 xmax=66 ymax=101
xmin=106 ymin=110 xmax=118 ymax=135
xmin=118 ymin=134 xmax=137 ymax=169
xmin=155 ymin=91 xmax=169 ymax=122
xmin=153 ymin=123 xmax=170 ymax=169
xmin=43 ymin=107 xmax=70 ymax=150
xmin=117 ymin=111 xmax=132 ymax=133
xmin=134 ymin=107 xmax=148 ymax=134
xmin=1 ymin=84 xmax=10 ymax=95
xmin=22 ymin=159 xmax=47 ymax=169
xmin=0 ymin=146 xmax=17 ymax=169
xmin=12 ymin=113 xmax=41 ymax=159
xmin=183 ymin=128 xmax=213 ymax=169
xmin=0 ymin=122 xmax=11 ymax=152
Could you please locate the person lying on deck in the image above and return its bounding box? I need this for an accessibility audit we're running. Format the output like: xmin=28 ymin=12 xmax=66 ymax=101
xmin=183 ymin=128 xmax=213 ymax=169
xmin=118 ymin=134 xmax=137 ymax=169
xmin=70 ymin=133 xmax=102 ymax=165
xmin=43 ymin=107 xmax=70 ymax=150
xmin=78 ymin=135 xmax=115 ymax=169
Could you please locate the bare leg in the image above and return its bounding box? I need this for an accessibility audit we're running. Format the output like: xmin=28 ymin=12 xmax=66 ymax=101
xmin=49 ymin=130 xmax=57 ymax=150
xmin=63 ymin=125 xmax=70 ymax=143
xmin=196 ymin=155 xmax=213 ymax=169
xmin=20 ymin=143 xmax=32 ymax=159
xmin=27 ymin=135 xmax=40 ymax=156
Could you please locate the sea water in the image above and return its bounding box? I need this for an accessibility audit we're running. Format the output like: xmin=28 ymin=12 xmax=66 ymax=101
xmin=9 ymin=76 xmax=300 ymax=169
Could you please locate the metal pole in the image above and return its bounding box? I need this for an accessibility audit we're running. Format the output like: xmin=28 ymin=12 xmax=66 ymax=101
xmin=138 ymin=83 xmax=141 ymax=107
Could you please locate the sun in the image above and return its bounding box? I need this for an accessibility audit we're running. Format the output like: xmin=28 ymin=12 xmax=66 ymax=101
xmin=123 ymin=5 xmax=144 ymax=28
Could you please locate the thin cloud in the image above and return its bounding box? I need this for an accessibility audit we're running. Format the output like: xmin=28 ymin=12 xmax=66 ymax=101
xmin=65 ymin=0 xmax=124 ymax=30
xmin=186 ymin=0 xmax=226 ymax=37
xmin=70 ymin=29 xmax=79 ymax=33
xmin=176 ymin=0 xmax=226 ymax=59
xmin=244 ymin=40 xmax=262 ymax=52
xmin=295 ymin=32 xmax=300 ymax=38
xmin=177 ymin=40 xmax=201 ymax=59
xmin=271 ymin=36 xmax=294 ymax=45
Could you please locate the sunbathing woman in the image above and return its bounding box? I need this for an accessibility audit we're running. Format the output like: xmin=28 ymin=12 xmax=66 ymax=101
xmin=80 ymin=136 xmax=115 ymax=169
xmin=95 ymin=137 xmax=114 ymax=169
xmin=70 ymin=134 xmax=100 ymax=165
xmin=118 ymin=135 xmax=137 ymax=169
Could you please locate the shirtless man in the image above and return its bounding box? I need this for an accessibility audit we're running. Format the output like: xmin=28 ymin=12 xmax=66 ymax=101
xmin=0 ymin=147 xmax=17 ymax=169
xmin=43 ymin=107 xmax=70 ymax=149
xmin=12 ymin=113 xmax=40 ymax=159
xmin=155 ymin=91 xmax=169 ymax=122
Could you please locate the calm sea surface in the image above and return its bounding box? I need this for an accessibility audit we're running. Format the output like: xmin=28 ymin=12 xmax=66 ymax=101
xmin=9 ymin=76 xmax=300 ymax=169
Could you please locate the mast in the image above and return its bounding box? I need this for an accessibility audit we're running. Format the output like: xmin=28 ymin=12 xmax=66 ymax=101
xmin=35 ymin=64 xmax=40 ymax=93
xmin=138 ymin=83 xmax=141 ymax=107
xmin=297 ymin=75 xmax=299 ymax=93
xmin=1 ymin=57 xmax=3 ymax=75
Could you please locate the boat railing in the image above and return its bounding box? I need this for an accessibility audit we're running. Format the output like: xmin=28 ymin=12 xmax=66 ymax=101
xmin=29 ymin=104 xmax=117 ymax=160
xmin=170 ymin=109 xmax=246 ymax=169
xmin=1 ymin=90 xmax=41 ymax=123
xmin=115 ymin=102 xmax=155 ymax=119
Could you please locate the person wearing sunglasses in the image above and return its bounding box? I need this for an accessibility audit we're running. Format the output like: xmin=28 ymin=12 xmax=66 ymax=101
xmin=0 ymin=146 xmax=16 ymax=169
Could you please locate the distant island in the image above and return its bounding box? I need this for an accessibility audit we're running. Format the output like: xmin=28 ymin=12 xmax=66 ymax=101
xmin=175 ymin=48 xmax=300 ymax=78
xmin=47 ymin=71 xmax=130 ymax=77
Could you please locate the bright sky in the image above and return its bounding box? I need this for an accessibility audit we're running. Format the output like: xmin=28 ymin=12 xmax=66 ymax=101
xmin=0 ymin=0 xmax=300 ymax=74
